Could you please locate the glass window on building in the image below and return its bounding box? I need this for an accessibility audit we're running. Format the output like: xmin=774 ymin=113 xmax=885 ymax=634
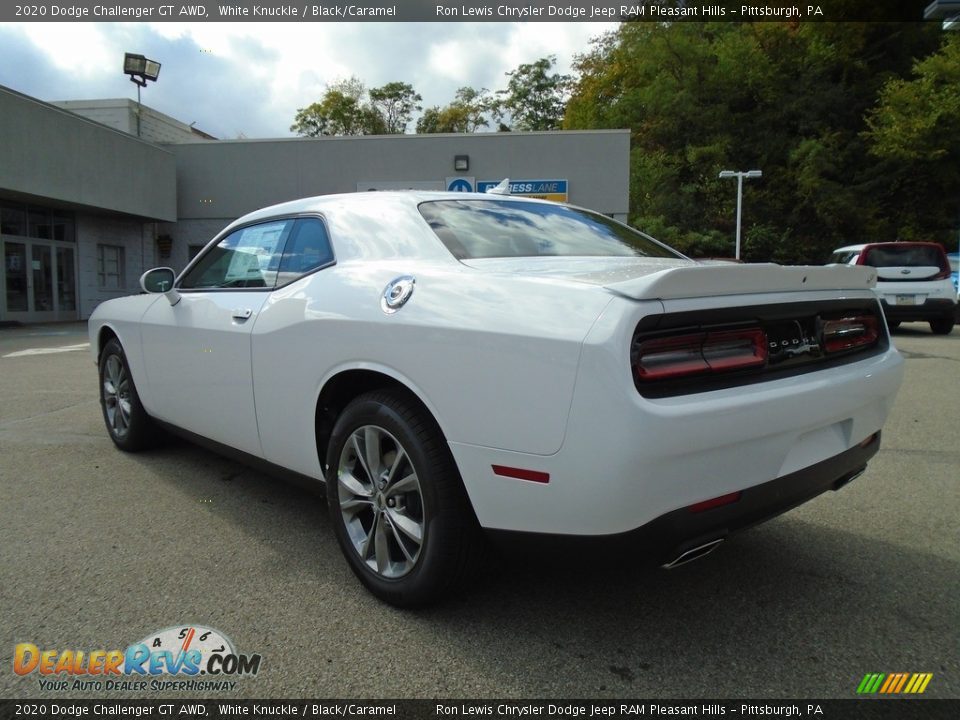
xmin=1 ymin=204 xmax=26 ymax=236
xmin=0 ymin=202 xmax=74 ymax=241
xmin=97 ymin=244 xmax=125 ymax=290
xmin=28 ymin=208 xmax=52 ymax=240
xmin=51 ymin=212 xmax=75 ymax=242
xmin=57 ymin=247 xmax=77 ymax=311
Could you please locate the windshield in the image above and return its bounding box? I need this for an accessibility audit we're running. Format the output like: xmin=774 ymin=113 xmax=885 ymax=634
xmin=418 ymin=199 xmax=683 ymax=260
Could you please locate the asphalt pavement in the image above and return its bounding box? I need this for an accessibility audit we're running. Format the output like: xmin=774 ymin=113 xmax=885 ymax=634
xmin=0 ymin=321 xmax=957 ymax=700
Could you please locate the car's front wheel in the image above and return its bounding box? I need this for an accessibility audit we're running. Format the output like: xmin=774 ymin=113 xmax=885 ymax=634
xmin=98 ymin=338 xmax=158 ymax=451
xmin=930 ymin=318 xmax=954 ymax=335
xmin=326 ymin=390 xmax=481 ymax=607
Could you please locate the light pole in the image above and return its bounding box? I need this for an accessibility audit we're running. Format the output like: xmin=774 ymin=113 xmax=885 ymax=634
xmin=719 ymin=169 xmax=762 ymax=260
xmin=123 ymin=53 xmax=161 ymax=138
xmin=923 ymin=2 xmax=960 ymax=270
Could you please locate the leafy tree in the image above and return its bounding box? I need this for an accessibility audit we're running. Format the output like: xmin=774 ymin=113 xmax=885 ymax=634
xmin=564 ymin=19 xmax=943 ymax=261
xmin=416 ymin=87 xmax=494 ymax=133
xmin=292 ymin=77 xmax=395 ymax=136
xmin=415 ymin=107 xmax=453 ymax=134
xmin=497 ymin=55 xmax=571 ymax=131
xmin=290 ymin=101 xmax=331 ymax=137
xmin=865 ymin=33 xmax=960 ymax=240
xmin=867 ymin=33 xmax=960 ymax=161
xmin=369 ymin=82 xmax=423 ymax=134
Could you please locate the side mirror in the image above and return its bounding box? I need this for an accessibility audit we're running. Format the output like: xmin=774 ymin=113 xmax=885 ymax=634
xmin=139 ymin=268 xmax=181 ymax=306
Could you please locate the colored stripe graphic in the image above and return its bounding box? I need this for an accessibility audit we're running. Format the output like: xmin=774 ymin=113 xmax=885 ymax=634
xmin=905 ymin=673 xmax=933 ymax=694
xmin=879 ymin=674 xmax=896 ymax=693
xmin=892 ymin=673 xmax=909 ymax=693
xmin=857 ymin=672 xmax=932 ymax=694
xmin=857 ymin=673 xmax=885 ymax=694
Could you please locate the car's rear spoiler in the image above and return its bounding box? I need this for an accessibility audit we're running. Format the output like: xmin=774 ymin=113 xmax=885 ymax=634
xmin=603 ymin=263 xmax=877 ymax=301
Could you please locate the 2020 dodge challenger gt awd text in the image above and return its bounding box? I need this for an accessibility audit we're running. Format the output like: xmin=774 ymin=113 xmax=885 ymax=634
xmin=89 ymin=192 xmax=904 ymax=606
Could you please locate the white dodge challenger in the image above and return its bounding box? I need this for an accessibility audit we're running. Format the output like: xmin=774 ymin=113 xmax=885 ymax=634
xmin=89 ymin=192 xmax=904 ymax=606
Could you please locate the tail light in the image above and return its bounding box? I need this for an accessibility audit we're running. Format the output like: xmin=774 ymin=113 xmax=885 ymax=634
xmin=634 ymin=328 xmax=767 ymax=382
xmin=931 ymin=267 xmax=951 ymax=280
xmin=821 ymin=315 xmax=879 ymax=353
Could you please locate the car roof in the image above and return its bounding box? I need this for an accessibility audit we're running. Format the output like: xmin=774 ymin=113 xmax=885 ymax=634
xmin=832 ymin=242 xmax=947 ymax=254
xmin=219 ymin=191 xmax=591 ymax=265
xmin=236 ymin=190 xmax=557 ymax=224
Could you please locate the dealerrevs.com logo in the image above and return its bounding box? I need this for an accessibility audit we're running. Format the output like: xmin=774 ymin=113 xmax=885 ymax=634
xmin=14 ymin=625 xmax=262 ymax=692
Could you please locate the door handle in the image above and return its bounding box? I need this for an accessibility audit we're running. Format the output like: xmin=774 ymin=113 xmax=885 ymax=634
xmin=232 ymin=308 xmax=253 ymax=320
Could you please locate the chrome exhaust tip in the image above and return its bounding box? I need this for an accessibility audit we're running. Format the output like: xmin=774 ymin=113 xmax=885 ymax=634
xmin=661 ymin=537 xmax=725 ymax=570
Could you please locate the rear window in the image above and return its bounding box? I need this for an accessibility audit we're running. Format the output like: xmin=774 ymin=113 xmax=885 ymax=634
xmin=861 ymin=244 xmax=948 ymax=271
xmin=418 ymin=199 xmax=683 ymax=260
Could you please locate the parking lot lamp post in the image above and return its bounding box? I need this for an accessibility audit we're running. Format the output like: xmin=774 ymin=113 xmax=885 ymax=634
xmin=719 ymin=169 xmax=762 ymax=260
xmin=123 ymin=53 xmax=161 ymax=138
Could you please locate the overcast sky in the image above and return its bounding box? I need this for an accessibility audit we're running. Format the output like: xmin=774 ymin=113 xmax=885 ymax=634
xmin=0 ymin=21 xmax=616 ymax=139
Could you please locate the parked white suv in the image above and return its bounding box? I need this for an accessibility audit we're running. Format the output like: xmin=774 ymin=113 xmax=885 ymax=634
xmin=829 ymin=242 xmax=956 ymax=334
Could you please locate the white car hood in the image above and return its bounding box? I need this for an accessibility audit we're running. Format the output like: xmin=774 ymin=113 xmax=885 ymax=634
xmin=461 ymin=257 xmax=878 ymax=300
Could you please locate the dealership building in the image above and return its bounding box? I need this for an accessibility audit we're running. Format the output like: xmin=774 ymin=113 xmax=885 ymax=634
xmin=0 ymin=84 xmax=629 ymax=324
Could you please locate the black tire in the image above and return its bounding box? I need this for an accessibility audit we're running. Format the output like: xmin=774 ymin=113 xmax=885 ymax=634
xmin=325 ymin=389 xmax=481 ymax=607
xmin=929 ymin=318 xmax=954 ymax=335
xmin=98 ymin=338 xmax=159 ymax=451
xmin=886 ymin=321 xmax=900 ymax=330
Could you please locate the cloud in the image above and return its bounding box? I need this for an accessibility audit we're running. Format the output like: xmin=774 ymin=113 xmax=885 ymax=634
xmin=0 ymin=21 xmax=615 ymax=139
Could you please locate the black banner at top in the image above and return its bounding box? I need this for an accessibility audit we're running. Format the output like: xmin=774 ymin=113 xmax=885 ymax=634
xmin=0 ymin=1 xmax=951 ymax=23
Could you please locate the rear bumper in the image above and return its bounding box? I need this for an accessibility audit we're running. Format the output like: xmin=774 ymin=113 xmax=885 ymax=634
xmin=880 ymin=298 xmax=956 ymax=322
xmin=452 ymin=293 xmax=903 ymax=538
xmin=487 ymin=431 xmax=880 ymax=566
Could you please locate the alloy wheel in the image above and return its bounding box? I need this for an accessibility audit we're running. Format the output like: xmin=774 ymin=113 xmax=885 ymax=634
xmin=337 ymin=425 xmax=425 ymax=578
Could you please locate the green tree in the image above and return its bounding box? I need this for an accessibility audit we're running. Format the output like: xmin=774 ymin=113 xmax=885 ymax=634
xmin=497 ymin=55 xmax=571 ymax=131
xmin=415 ymin=107 xmax=455 ymax=134
xmin=369 ymin=81 xmax=423 ymax=134
xmin=291 ymin=77 xmax=389 ymax=136
xmin=290 ymin=101 xmax=331 ymax=137
xmin=416 ymin=87 xmax=494 ymax=133
xmin=865 ymin=33 xmax=960 ymax=240
xmin=867 ymin=33 xmax=960 ymax=161
xmin=564 ymin=19 xmax=942 ymax=261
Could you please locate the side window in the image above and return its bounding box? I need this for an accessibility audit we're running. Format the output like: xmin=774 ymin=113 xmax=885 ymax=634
xmin=827 ymin=251 xmax=857 ymax=265
xmin=276 ymin=217 xmax=335 ymax=286
xmin=180 ymin=219 xmax=293 ymax=290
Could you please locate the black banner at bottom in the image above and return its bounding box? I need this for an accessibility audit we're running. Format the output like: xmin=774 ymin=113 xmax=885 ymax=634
xmin=0 ymin=700 xmax=957 ymax=720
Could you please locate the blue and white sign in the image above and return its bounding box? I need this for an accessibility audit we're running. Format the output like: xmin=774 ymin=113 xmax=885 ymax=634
xmin=477 ymin=179 xmax=568 ymax=202
xmin=446 ymin=177 xmax=475 ymax=193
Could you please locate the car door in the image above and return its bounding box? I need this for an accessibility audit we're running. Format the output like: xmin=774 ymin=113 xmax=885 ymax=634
xmin=140 ymin=218 xmax=294 ymax=457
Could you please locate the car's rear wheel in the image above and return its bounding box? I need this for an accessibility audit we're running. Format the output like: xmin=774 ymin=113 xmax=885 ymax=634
xmin=930 ymin=318 xmax=954 ymax=335
xmin=98 ymin=338 xmax=158 ymax=451
xmin=326 ymin=390 xmax=480 ymax=607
